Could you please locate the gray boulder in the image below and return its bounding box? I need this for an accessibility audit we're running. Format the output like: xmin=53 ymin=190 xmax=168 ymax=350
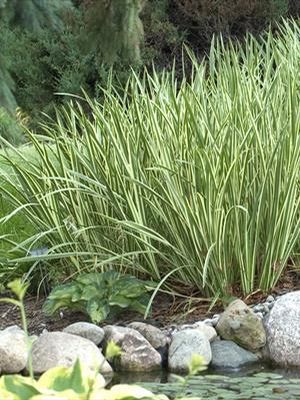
xmin=127 ymin=322 xmax=169 ymax=348
xmin=127 ymin=322 xmax=169 ymax=367
xmin=211 ymin=340 xmax=258 ymax=369
xmin=63 ymin=322 xmax=104 ymax=345
xmin=0 ymin=326 xmax=28 ymax=373
xmin=103 ymin=325 xmax=161 ymax=371
xmin=30 ymin=332 xmax=112 ymax=374
xmin=193 ymin=322 xmax=218 ymax=342
xmin=264 ymin=291 xmax=300 ymax=366
xmin=216 ymin=299 xmax=266 ymax=351
xmin=168 ymin=329 xmax=212 ymax=373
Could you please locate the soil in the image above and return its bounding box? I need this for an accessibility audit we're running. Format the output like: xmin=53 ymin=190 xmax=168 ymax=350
xmin=0 ymin=269 xmax=299 ymax=335
xmin=0 ymin=292 xmax=218 ymax=335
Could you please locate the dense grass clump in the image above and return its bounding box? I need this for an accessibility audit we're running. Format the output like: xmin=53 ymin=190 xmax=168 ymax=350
xmin=1 ymin=20 xmax=300 ymax=297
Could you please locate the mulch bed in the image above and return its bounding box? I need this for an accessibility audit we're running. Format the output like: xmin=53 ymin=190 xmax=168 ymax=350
xmin=0 ymin=293 xmax=218 ymax=335
xmin=0 ymin=268 xmax=299 ymax=335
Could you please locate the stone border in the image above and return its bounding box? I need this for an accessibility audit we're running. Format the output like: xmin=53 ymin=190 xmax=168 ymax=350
xmin=1 ymin=291 xmax=299 ymax=376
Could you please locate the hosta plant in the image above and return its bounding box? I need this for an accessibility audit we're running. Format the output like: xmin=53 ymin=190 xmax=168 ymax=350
xmin=43 ymin=271 xmax=156 ymax=323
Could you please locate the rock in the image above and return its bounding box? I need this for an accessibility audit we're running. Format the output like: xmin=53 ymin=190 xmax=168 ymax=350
xmin=263 ymin=304 xmax=270 ymax=314
xmin=211 ymin=315 xmax=220 ymax=327
xmin=202 ymin=318 xmax=213 ymax=326
xmin=266 ymin=295 xmax=275 ymax=303
xmin=3 ymin=325 xmax=22 ymax=332
xmin=127 ymin=322 xmax=169 ymax=367
xmin=193 ymin=322 xmax=217 ymax=342
xmin=63 ymin=322 xmax=104 ymax=345
xmin=177 ymin=322 xmax=217 ymax=342
xmin=30 ymin=332 xmax=112 ymax=374
xmin=0 ymin=326 xmax=28 ymax=373
xmin=127 ymin=322 xmax=169 ymax=348
xmin=253 ymin=304 xmax=264 ymax=313
xmin=216 ymin=299 xmax=266 ymax=351
xmin=210 ymin=318 xmax=219 ymax=327
xmin=211 ymin=340 xmax=258 ymax=369
xmin=168 ymin=329 xmax=212 ymax=373
xmin=264 ymin=291 xmax=300 ymax=367
xmin=103 ymin=326 xmax=161 ymax=371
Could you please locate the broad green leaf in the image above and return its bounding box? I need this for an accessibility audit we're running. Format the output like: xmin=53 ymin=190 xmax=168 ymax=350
xmin=129 ymin=298 xmax=148 ymax=314
xmin=42 ymin=298 xmax=70 ymax=315
xmin=81 ymin=285 xmax=102 ymax=301
xmin=0 ymin=388 xmax=18 ymax=400
xmin=38 ymin=362 xmax=86 ymax=394
xmin=86 ymin=297 xmax=109 ymax=323
xmin=76 ymin=273 xmax=105 ymax=287
xmin=42 ymin=271 xmax=152 ymax=322
xmin=31 ymin=389 xmax=82 ymax=400
xmin=1 ymin=375 xmax=41 ymax=400
xmin=109 ymin=294 xmax=131 ymax=308
xmin=110 ymin=384 xmax=167 ymax=399
xmin=42 ymin=284 xmax=81 ymax=315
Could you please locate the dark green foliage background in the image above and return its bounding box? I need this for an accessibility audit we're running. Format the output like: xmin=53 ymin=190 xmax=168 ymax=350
xmin=0 ymin=0 xmax=298 ymax=136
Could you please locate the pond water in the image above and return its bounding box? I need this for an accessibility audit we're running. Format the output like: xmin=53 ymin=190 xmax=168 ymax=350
xmin=113 ymin=364 xmax=300 ymax=399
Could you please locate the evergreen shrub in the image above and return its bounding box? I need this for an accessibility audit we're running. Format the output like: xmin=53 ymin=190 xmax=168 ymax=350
xmin=0 ymin=108 xmax=23 ymax=146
